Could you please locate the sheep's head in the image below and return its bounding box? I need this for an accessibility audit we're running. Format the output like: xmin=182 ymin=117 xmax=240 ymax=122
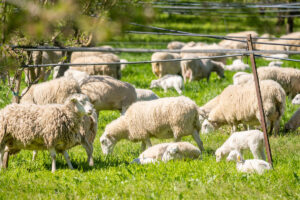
xmin=226 ymin=150 xmax=243 ymax=163
xmin=215 ymin=148 xmax=225 ymax=162
xmin=150 ymin=80 xmax=159 ymax=88
xmin=66 ymin=93 xmax=94 ymax=116
xmin=100 ymin=133 xmax=116 ymax=155
xmin=292 ymin=94 xmax=300 ymax=105
xmin=201 ymin=119 xmax=215 ymax=134
xmin=162 ymin=144 xmax=179 ymax=162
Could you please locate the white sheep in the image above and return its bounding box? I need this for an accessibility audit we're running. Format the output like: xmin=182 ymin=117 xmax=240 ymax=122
xmin=284 ymin=108 xmax=300 ymax=132
xmin=292 ymin=94 xmax=300 ymax=105
xmin=181 ymin=55 xmax=225 ymax=82
xmin=167 ymin=41 xmax=186 ymax=50
xmin=228 ymin=150 xmax=272 ymax=175
xmin=80 ymin=75 xmax=137 ymax=114
xmin=268 ymin=61 xmax=283 ymax=67
xmin=70 ymin=45 xmax=114 ymax=63
xmin=278 ymin=32 xmax=300 ymax=52
xmin=264 ymin=54 xmax=288 ymax=61
xmin=233 ymin=72 xmax=252 ymax=85
xmin=0 ymin=93 xmax=94 ymax=172
xmin=198 ymin=95 xmax=220 ymax=123
xmin=224 ymin=59 xmax=249 ymax=71
xmin=100 ymin=96 xmax=205 ymax=155
xmin=201 ymin=80 xmax=286 ymax=135
xmin=120 ymin=59 xmax=128 ymax=70
xmin=219 ymin=31 xmax=259 ymax=49
xmin=215 ymin=130 xmax=266 ymax=162
xmin=151 ymin=52 xmax=181 ymax=78
xmin=63 ymin=69 xmax=89 ymax=84
xmin=150 ymin=74 xmax=184 ymax=94
xmin=135 ymin=88 xmax=159 ymax=101
xmin=132 ymin=142 xmax=201 ymax=164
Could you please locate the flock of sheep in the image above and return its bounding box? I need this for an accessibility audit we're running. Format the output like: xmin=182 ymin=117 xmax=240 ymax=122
xmin=0 ymin=31 xmax=300 ymax=174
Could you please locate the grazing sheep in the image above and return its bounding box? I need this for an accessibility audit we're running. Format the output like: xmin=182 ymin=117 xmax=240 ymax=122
xmin=20 ymin=77 xmax=81 ymax=105
xmin=233 ymin=67 xmax=300 ymax=98
xmin=268 ymin=61 xmax=283 ymax=67
xmin=233 ymin=72 xmax=252 ymax=85
xmin=151 ymin=52 xmax=181 ymax=78
xmin=284 ymin=108 xmax=300 ymax=132
xmin=70 ymin=46 xmax=114 ymax=63
xmin=219 ymin=31 xmax=259 ymax=49
xmin=264 ymin=54 xmax=288 ymax=61
xmin=150 ymin=74 xmax=184 ymax=94
xmin=278 ymin=32 xmax=300 ymax=52
xmin=292 ymin=94 xmax=300 ymax=105
xmin=100 ymin=96 xmax=205 ymax=155
xmin=202 ymin=80 xmax=286 ymax=135
xmin=228 ymin=150 xmax=272 ymax=175
xmin=181 ymin=55 xmax=225 ymax=82
xmin=80 ymin=75 xmax=137 ymax=113
xmin=132 ymin=142 xmax=201 ymax=164
xmin=224 ymin=59 xmax=249 ymax=71
xmin=0 ymin=94 xmax=94 ymax=172
xmin=167 ymin=41 xmax=186 ymax=50
xmin=70 ymin=54 xmax=121 ymax=79
xmin=198 ymin=95 xmax=220 ymax=123
xmin=135 ymin=88 xmax=159 ymax=101
xmin=64 ymin=69 xmax=89 ymax=84
xmin=120 ymin=59 xmax=128 ymax=70
xmin=215 ymin=130 xmax=266 ymax=162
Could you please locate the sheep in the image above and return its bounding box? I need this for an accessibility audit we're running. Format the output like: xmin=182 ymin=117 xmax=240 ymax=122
xmin=181 ymin=55 xmax=225 ymax=82
xmin=100 ymin=96 xmax=205 ymax=155
xmin=264 ymin=54 xmax=288 ymax=61
xmin=215 ymin=130 xmax=266 ymax=162
xmin=233 ymin=72 xmax=252 ymax=85
xmin=150 ymin=74 xmax=184 ymax=94
xmin=255 ymin=34 xmax=287 ymax=54
xmin=132 ymin=142 xmax=201 ymax=164
xmin=70 ymin=45 xmax=114 ymax=63
xmin=151 ymin=52 xmax=181 ymax=78
xmin=224 ymin=59 xmax=249 ymax=71
xmin=135 ymin=88 xmax=159 ymax=101
xmin=0 ymin=93 xmax=94 ymax=172
xmin=219 ymin=31 xmax=259 ymax=49
xmin=268 ymin=61 xmax=283 ymax=67
xmin=198 ymin=95 xmax=220 ymax=123
xmin=79 ymin=75 xmax=137 ymax=114
xmin=228 ymin=150 xmax=272 ymax=175
xmin=284 ymin=108 xmax=300 ymax=132
xmin=120 ymin=59 xmax=128 ymax=71
xmin=278 ymin=32 xmax=300 ymax=52
xmin=201 ymin=80 xmax=286 ymax=135
xmin=233 ymin=67 xmax=300 ymax=98
xmin=70 ymin=54 xmax=121 ymax=79
xmin=292 ymin=94 xmax=300 ymax=105
xmin=167 ymin=41 xmax=186 ymax=50
xmin=20 ymin=77 xmax=81 ymax=105
xmin=63 ymin=69 xmax=89 ymax=84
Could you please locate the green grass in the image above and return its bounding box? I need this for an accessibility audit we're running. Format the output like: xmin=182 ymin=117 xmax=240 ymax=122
xmin=1 ymin=11 xmax=300 ymax=200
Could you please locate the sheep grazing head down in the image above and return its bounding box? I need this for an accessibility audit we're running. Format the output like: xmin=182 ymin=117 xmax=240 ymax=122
xmin=150 ymin=80 xmax=159 ymax=89
xmin=201 ymin=119 xmax=215 ymax=134
xmin=226 ymin=150 xmax=240 ymax=162
xmin=100 ymin=133 xmax=115 ymax=155
xmin=66 ymin=93 xmax=94 ymax=116
xmin=215 ymin=148 xmax=225 ymax=162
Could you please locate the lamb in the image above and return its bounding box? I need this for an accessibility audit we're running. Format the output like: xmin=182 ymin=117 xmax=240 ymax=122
xmin=70 ymin=45 xmax=114 ymax=62
xmin=79 ymin=75 xmax=137 ymax=113
xmin=100 ymin=96 xmax=205 ymax=155
xmin=181 ymin=55 xmax=225 ymax=82
xmin=201 ymin=80 xmax=286 ymax=135
xmin=233 ymin=67 xmax=300 ymax=98
xmin=224 ymin=59 xmax=249 ymax=71
xmin=135 ymin=88 xmax=159 ymax=101
xmin=120 ymin=59 xmax=128 ymax=70
xmin=284 ymin=108 xmax=300 ymax=132
xmin=150 ymin=74 xmax=184 ymax=94
xmin=167 ymin=41 xmax=186 ymax=50
xmin=63 ymin=69 xmax=89 ymax=84
xmin=227 ymin=150 xmax=272 ymax=175
xmin=215 ymin=130 xmax=266 ymax=162
xmin=268 ymin=61 xmax=283 ymax=67
xmin=292 ymin=94 xmax=300 ymax=105
xmin=20 ymin=77 xmax=81 ymax=105
xmin=132 ymin=142 xmax=201 ymax=164
xmin=219 ymin=31 xmax=259 ymax=49
xmin=151 ymin=52 xmax=181 ymax=78
xmin=233 ymin=72 xmax=252 ymax=85
xmin=0 ymin=93 xmax=94 ymax=172
xmin=70 ymin=54 xmax=121 ymax=79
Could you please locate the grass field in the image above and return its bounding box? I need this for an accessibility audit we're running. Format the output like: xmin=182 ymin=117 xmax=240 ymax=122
xmin=0 ymin=11 xmax=300 ymax=200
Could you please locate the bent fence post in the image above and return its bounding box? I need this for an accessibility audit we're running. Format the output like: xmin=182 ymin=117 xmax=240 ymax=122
xmin=247 ymin=34 xmax=273 ymax=166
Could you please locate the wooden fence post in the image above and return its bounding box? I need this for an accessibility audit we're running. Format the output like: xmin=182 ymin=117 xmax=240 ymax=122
xmin=247 ymin=34 xmax=273 ymax=166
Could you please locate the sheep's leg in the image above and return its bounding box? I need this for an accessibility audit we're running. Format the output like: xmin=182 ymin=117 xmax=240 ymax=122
xmin=163 ymin=86 xmax=168 ymax=93
xmin=231 ymin=125 xmax=237 ymax=133
xmin=174 ymin=85 xmax=182 ymax=95
xmin=49 ymin=148 xmax=57 ymax=173
xmin=250 ymin=147 xmax=261 ymax=159
xmin=0 ymin=144 xmax=5 ymax=169
xmin=174 ymin=137 xmax=181 ymax=142
xmin=32 ymin=150 xmax=38 ymax=161
xmin=260 ymin=148 xmax=266 ymax=161
xmin=192 ymin=130 xmax=204 ymax=151
xmin=274 ymin=120 xmax=280 ymax=136
xmin=268 ymin=121 xmax=274 ymax=136
xmin=145 ymin=138 xmax=152 ymax=149
xmin=63 ymin=151 xmax=74 ymax=170
xmin=82 ymin=138 xmax=94 ymax=166
xmin=141 ymin=141 xmax=146 ymax=151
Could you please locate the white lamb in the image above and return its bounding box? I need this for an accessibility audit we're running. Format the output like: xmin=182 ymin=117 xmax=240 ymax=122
xmin=264 ymin=54 xmax=288 ymax=61
xmin=150 ymin=74 xmax=184 ymax=94
xmin=132 ymin=142 xmax=201 ymax=164
xmin=120 ymin=59 xmax=128 ymax=70
xmin=233 ymin=72 xmax=252 ymax=85
xmin=135 ymin=88 xmax=159 ymax=101
xmin=224 ymin=59 xmax=249 ymax=71
xmin=268 ymin=61 xmax=283 ymax=67
xmin=292 ymin=94 xmax=300 ymax=105
xmin=63 ymin=69 xmax=89 ymax=84
xmin=100 ymin=96 xmax=204 ymax=155
xmin=215 ymin=130 xmax=266 ymax=162
xmin=228 ymin=150 xmax=272 ymax=175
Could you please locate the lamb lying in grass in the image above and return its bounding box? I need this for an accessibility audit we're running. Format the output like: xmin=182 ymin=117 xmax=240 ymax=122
xmin=132 ymin=142 xmax=201 ymax=164
xmin=224 ymin=59 xmax=249 ymax=71
xmin=227 ymin=150 xmax=272 ymax=175
xmin=150 ymin=74 xmax=184 ymax=94
xmin=215 ymin=130 xmax=266 ymax=162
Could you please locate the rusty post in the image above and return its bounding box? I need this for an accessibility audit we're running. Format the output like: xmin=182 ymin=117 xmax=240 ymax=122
xmin=247 ymin=34 xmax=273 ymax=166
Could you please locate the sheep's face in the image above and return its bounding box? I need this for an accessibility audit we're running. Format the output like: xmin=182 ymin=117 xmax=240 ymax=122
xmin=292 ymin=94 xmax=300 ymax=105
xmin=150 ymin=80 xmax=159 ymax=88
xmin=100 ymin=134 xmax=115 ymax=155
xmin=68 ymin=94 xmax=94 ymax=116
xmin=201 ymin=119 xmax=215 ymax=134
xmin=215 ymin=149 xmax=224 ymax=162
xmin=162 ymin=145 xmax=179 ymax=162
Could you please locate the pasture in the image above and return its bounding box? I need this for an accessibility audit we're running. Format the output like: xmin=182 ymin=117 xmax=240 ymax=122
xmin=0 ymin=11 xmax=300 ymax=200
